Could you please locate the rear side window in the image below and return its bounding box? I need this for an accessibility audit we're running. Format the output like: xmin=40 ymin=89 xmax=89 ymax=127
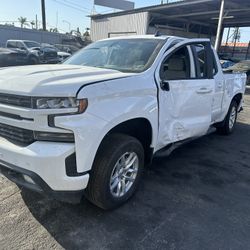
xmin=192 ymin=44 xmax=207 ymax=78
xmin=192 ymin=43 xmax=214 ymax=79
xmin=7 ymin=41 xmax=16 ymax=48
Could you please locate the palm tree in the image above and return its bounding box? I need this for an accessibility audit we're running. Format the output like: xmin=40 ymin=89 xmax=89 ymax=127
xmin=30 ymin=21 xmax=35 ymax=29
xmin=18 ymin=17 xmax=28 ymax=28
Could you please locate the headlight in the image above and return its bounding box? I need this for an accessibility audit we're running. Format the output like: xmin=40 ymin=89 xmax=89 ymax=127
xmin=32 ymin=97 xmax=88 ymax=112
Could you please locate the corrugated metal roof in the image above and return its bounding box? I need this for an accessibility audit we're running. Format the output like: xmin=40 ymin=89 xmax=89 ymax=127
xmin=90 ymin=0 xmax=250 ymax=28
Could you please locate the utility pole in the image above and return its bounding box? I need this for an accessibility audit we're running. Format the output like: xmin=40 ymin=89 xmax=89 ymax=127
xmin=41 ymin=0 xmax=46 ymax=31
xmin=214 ymin=0 xmax=225 ymax=51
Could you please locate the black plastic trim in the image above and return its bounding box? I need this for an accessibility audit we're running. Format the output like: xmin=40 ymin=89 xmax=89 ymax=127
xmin=0 ymin=93 xmax=32 ymax=108
xmin=0 ymin=159 xmax=85 ymax=204
xmin=65 ymin=153 xmax=88 ymax=177
xmin=0 ymin=111 xmax=33 ymax=121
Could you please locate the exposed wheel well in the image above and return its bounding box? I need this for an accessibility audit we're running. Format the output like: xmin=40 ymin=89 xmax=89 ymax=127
xmin=232 ymin=93 xmax=243 ymax=108
xmin=102 ymin=118 xmax=153 ymax=165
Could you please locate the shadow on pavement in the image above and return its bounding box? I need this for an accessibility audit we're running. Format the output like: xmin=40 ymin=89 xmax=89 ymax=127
xmin=21 ymin=121 xmax=250 ymax=250
xmin=245 ymin=86 xmax=250 ymax=95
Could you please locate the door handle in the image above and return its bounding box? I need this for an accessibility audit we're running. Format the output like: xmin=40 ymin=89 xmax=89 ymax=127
xmin=196 ymin=88 xmax=212 ymax=94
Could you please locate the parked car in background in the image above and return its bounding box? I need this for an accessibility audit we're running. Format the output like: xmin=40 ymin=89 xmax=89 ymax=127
xmin=39 ymin=44 xmax=60 ymax=64
xmin=57 ymin=51 xmax=71 ymax=62
xmin=0 ymin=48 xmax=27 ymax=67
xmin=6 ymin=40 xmax=41 ymax=64
xmin=54 ymin=44 xmax=80 ymax=54
xmin=0 ymin=35 xmax=246 ymax=210
xmin=220 ymin=59 xmax=235 ymax=69
xmin=41 ymin=43 xmax=71 ymax=62
xmin=6 ymin=40 xmax=59 ymax=65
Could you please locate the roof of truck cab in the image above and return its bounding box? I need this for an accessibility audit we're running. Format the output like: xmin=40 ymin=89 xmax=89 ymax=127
xmin=99 ymin=35 xmax=184 ymax=41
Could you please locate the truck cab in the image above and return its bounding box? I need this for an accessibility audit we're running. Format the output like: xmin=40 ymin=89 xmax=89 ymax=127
xmin=0 ymin=35 xmax=246 ymax=209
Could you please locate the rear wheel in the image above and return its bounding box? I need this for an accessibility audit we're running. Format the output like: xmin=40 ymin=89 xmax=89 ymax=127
xmin=217 ymin=100 xmax=238 ymax=135
xmin=85 ymin=134 xmax=144 ymax=210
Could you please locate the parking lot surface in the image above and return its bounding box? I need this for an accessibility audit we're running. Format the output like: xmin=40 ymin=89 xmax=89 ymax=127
xmin=1 ymin=87 xmax=250 ymax=250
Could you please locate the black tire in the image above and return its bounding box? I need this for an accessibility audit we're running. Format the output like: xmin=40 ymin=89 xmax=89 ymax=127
xmin=85 ymin=133 xmax=144 ymax=210
xmin=217 ymin=100 xmax=238 ymax=135
xmin=247 ymin=72 xmax=250 ymax=86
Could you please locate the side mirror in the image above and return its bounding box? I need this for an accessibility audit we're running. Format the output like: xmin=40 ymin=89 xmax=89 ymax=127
xmin=160 ymin=80 xmax=170 ymax=91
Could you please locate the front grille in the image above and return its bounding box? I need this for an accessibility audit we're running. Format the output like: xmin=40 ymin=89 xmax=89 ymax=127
xmin=44 ymin=51 xmax=57 ymax=59
xmin=0 ymin=93 xmax=32 ymax=108
xmin=0 ymin=123 xmax=34 ymax=144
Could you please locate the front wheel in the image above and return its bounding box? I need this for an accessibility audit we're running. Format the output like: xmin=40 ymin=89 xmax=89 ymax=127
xmin=28 ymin=56 xmax=38 ymax=65
xmin=85 ymin=134 xmax=144 ymax=210
xmin=217 ymin=100 xmax=238 ymax=135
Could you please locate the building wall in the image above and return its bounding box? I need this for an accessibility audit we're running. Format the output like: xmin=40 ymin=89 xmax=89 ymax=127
xmin=0 ymin=25 xmax=69 ymax=47
xmin=91 ymin=12 xmax=149 ymax=41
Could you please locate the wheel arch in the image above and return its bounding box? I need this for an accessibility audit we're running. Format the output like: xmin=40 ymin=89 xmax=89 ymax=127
xmin=232 ymin=92 xmax=243 ymax=109
xmin=97 ymin=118 xmax=154 ymax=166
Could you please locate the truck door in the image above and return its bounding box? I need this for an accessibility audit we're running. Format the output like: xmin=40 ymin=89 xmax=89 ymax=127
xmin=155 ymin=40 xmax=215 ymax=150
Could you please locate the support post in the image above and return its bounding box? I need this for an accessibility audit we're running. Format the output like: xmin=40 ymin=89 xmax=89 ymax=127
xmin=35 ymin=14 xmax=38 ymax=30
xmin=215 ymin=0 xmax=225 ymax=51
xmin=245 ymin=41 xmax=250 ymax=60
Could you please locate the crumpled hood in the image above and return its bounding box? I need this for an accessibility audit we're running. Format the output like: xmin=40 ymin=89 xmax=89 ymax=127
xmin=0 ymin=64 xmax=134 ymax=96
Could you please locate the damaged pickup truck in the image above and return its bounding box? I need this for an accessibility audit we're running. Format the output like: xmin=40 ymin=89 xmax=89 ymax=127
xmin=0 ymin=35 xmax=246 ymax=209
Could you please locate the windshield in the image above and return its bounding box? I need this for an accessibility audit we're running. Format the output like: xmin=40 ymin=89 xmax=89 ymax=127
xmin=24 ymin=41 xmax=41 ymax=48
xmin=64 ymin=39 xmax=164 ymax=73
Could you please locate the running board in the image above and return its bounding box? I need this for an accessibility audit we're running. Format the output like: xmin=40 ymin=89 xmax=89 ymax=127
xmin=154 ymin=127 xmax=216 ymax=158
xmin=154 ymin=138 xmax=196 ymax=157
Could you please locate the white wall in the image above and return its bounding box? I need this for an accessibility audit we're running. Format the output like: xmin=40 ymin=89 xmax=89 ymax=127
xmin=0 ymin=25 xmax=70 ymax=47
xmin=91 ymin=12 xmax=149 ymax=41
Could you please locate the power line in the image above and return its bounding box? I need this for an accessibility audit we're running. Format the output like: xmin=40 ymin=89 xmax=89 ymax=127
xmin=62 ymin=0 xmax=92 ymax=11
xmin=52 ymin=0 xmax=91 ymax=14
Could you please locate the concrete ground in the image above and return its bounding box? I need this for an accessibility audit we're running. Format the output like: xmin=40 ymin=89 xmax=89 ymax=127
xmin=1 ymin=87 xmax=250 ymax=250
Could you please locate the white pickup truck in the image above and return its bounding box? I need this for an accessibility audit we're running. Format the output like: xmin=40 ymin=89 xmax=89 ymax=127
xmin=0 ymin=35 xmax=246 ymax=209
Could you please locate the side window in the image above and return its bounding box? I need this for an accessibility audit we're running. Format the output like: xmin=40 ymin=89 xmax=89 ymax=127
xmin=160 ymin=46 xmax=191 ymax=80
xmin=212 ymin=51 xmax=218 ymax=76
xmin=192 ymin=43 xmax=214 ymax=79
xmin=193 ymin=44 xmax=207 ymax=78
xmin=7 ymin=41 xmax=16 ymax=48
xmin=16 ymin=42 xmax=25 ymax=49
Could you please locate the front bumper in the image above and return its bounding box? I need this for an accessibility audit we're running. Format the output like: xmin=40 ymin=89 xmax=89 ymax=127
xmin=0 ymin=160 xmax=84 ymax=203
xmin=40 ymin=58 xmax=59 ymax=64
xmin=0 ymin=138 xmax=89 ymax=202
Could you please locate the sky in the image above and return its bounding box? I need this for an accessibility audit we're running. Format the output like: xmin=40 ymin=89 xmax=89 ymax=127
xmin=0 ymin=0 xmax=159 ymax=33
xmin=1 ymin=0 xmax=250 ymax=42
